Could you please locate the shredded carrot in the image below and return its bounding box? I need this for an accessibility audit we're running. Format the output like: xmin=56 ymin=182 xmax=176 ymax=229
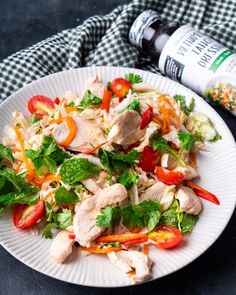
xmin=96 ymin=233 xmax=148 ymax=243
xmin=65 ymin=107 xmax=78 ymax=112
xmin=48 ymin=111 xmax=63 ymax=125
xmin=160 ymin=105 xmax=170 ymax=135
xmin=80 ymin=246 xmax=121 ymax=254
xmin=143 ymin=244 xmax=149 ymax=255
xmin=13 ymin=126 xmax=33 ymax=172
xmin=82 ymin=141 xmax=108 ymax=155
xmin=57 ymin=116 xmax=77 ymax=147
xmin=129 ymin=227 xmax=141 ymax=233
xmin=44 ymin=191 xmax=54 ymax=204
xmin=159 ymin=96 xmax=180 ymax=128
xmin=152 ymin=114 xmax=163 ymax=127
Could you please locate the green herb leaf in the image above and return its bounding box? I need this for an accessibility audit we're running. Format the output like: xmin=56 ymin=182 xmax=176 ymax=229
xmin=42 ymin=222 xmax=56 ymax=239
xmin=178 ymin=131 xmax=194 ymax=153
xmin=0 ymin=144 xmax=13 ymax=164
xmin=77 ymin=90 xmax=102 ymax=111
xmin=54 ymin=209 xmax=73 ymax=229
xmin=211 ymin=133 xmax=222 ymax=142
xmin=96 ymin=206 xmax=121 ymax=228
xmin=151 ymin=135 xmax=187 ymax=167
xmin=54 ymin=186 xmax=79 ymax=205
xmin=67 ymin=102 xmax=75 ymax=107
xmin=96 ymin=200 xmax=161 ymax=232
xmin=24 ymin=136 xmax=71 ymax=176
xmin=98 ymin=148 xmax=140 ymax=180
xmin=125 ymin=73 xmax=142 ymax=84
xmin=60 ymin=158 xmax=101 ymax=185
xmin=29 ymin=114 xmax=41 ymax=126
xmin=180 ymin=213 xmax=198 ymax=233
xmin=173 ymin=95 xmax=195 ymax=115
xmin=117 ymin=170 xmax=139 ymax=189
xmin=127 ymin=99 xmax=140 ymax=112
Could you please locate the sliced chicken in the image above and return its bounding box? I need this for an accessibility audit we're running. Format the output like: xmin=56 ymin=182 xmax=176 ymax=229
xmin=174 ymin=165 xmax=199 ymax=180
xmin=108 ymin=110 xmax=145 ymax=146
xmin=81 ymin=178 xmax=102 ymax=194
xmin=85 ymin=76 xmax=106 ymax=98
xmin=175 ymin=185 xmax=202 ymax=215
xmin=162 ymin=126 xmax=181 ymax=148
xmin=73 ymin=184 xmax=127 ymax=247
xmin=49 ymin=230 xmax=74 ymax=264
xmin=53 ymin=115 xmax=106 ymax=152
xmin=107 ymin=250 xmax=152 ymax=283
xmin=132 ymin=83 xmax=156 ymax=93
xmin=140 ymin=182 xmax=175 ymax=211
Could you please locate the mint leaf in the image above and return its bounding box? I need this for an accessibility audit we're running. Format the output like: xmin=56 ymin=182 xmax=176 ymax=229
xmin=127 ymin=99 xmax=140 ymax=112
xmin=117 ymin=170 xmax=139 ymax=189
xmin=54 ymin=186 xmax=79 ymax=205
xmin=77 ymin=90 xmax=102 ymax=111
xmin=173 ymin=95 xmax=195 ymax=115
xmin=180 ymin=213 xmax=198 ymax=233
xmin=151 ymin=135 xmax=187 ymax=167
xmin=125 ymin=73 xmax=142 ymax=84
xmin=60 ymin=158 xmax=101 ymax=184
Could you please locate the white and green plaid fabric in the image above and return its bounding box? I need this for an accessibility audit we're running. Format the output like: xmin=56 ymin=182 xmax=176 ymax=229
xmin=1 ymin=0 xmax=235 ymax=102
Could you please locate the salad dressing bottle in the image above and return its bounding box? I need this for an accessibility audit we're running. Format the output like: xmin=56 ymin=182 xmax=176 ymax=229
xmin=129 ymin=10 xmax=236 ymax=115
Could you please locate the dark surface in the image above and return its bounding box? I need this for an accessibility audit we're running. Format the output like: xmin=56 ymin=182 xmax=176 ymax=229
xmin=0 ymin=1 xmax=236 ymax=295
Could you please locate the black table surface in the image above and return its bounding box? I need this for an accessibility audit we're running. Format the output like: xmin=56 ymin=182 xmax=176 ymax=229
xmin=0 ymin=1 xmax=236 ymax=294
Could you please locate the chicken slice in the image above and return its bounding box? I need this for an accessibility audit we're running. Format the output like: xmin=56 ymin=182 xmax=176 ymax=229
xmin=175 ymin=185 xmax=202 ymax=215
xmin=107 ymin=250 xmax=152 ymax=283
xmin=108 ymin=110 xmax=146 ymax=146
xmin=49 ymin=230 xmax=74 ymax=264
xmin=75 ymin=153 xmax=105 ymax=169
xmin=162 ymin=126 xmax=181 ymax=148
xmin=85 ymin=76 xmax=106 ymax=98
xmin=80 ymin=178 xmax=102 ymax=194
xmin=173 ymin=165 xmax=199 ymax=180
xmin=140 ymin=182 xmax=175 ymax=211
xmin=73 ymin=184 xmax=127 ymax=247
xmin=53 ymin=115 xmax=106 ymax=152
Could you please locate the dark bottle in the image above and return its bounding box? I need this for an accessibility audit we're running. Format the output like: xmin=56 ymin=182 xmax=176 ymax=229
xmin=129 ymin=10 xmax=236 ymax=115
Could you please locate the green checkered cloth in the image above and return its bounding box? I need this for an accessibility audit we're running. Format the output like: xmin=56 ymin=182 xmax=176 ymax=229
xmin=0 ymin=0 xmax=235 ymax=102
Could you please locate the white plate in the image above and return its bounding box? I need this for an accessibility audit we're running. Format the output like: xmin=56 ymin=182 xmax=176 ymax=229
xmin=0 ymin=66 xmax=236 ymax=287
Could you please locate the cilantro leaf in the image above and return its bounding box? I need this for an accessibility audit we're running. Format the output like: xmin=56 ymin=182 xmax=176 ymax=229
xmin=0 ymin=144 xmax=13 ymax=164
xmin=42 ymin=223 xmax=56 ymax=239
xmin=125 ymin=73 xmax=142 ymax=84
xmin=42 ymin=206 xmax=73 ymax=239
xmin=151 ymin=135 xmax=187 ymax=167
xmin=77 ymin=90 xmax=102 ymax=111
xmin=178 ymin=131 xmax=194 ymax=153
xmin=24 ymin=136 xmax=71 ymax=176
xmin=117 ymin=170 xmax=139 ymax=189
xmin=96 ymin=206 xmax=121 ymax=228
xmin=96 ymin=200 xmax=161 ymax=232
xmin=54 ymin=209 xmax=73 ymax=229
xmin=67 ymin=102 xmax=75 ymax=107
xmin=29 ymin=114 xmax=41 ymax=126
xmin=173 ymin=95 xmax=195 ymax=115
xmin=127 ymin=99 xmax=140 ymax=112
xmin=54 ymin=186 xmax=79 ymax=205
xmin=98 ymin=148 xmax=140 ymax=180
xmin=60 ymin=158 xmax=101 ymax=184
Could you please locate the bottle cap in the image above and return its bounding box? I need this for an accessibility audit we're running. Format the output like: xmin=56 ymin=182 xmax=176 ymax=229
xmin=129 ymin=10 xmax=161 ymax=49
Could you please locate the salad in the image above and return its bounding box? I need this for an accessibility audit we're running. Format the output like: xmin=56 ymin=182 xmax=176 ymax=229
xmin=0 ymin=73 xmax=221 ymax=283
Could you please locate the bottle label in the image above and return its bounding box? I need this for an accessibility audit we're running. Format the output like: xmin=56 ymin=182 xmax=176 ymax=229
xmin=158 ymin=25 xmax=236 ymax=113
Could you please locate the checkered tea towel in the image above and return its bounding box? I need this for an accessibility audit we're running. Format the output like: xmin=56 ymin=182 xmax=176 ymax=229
xmin=1 ymin=0 xmax=236 ymax=102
